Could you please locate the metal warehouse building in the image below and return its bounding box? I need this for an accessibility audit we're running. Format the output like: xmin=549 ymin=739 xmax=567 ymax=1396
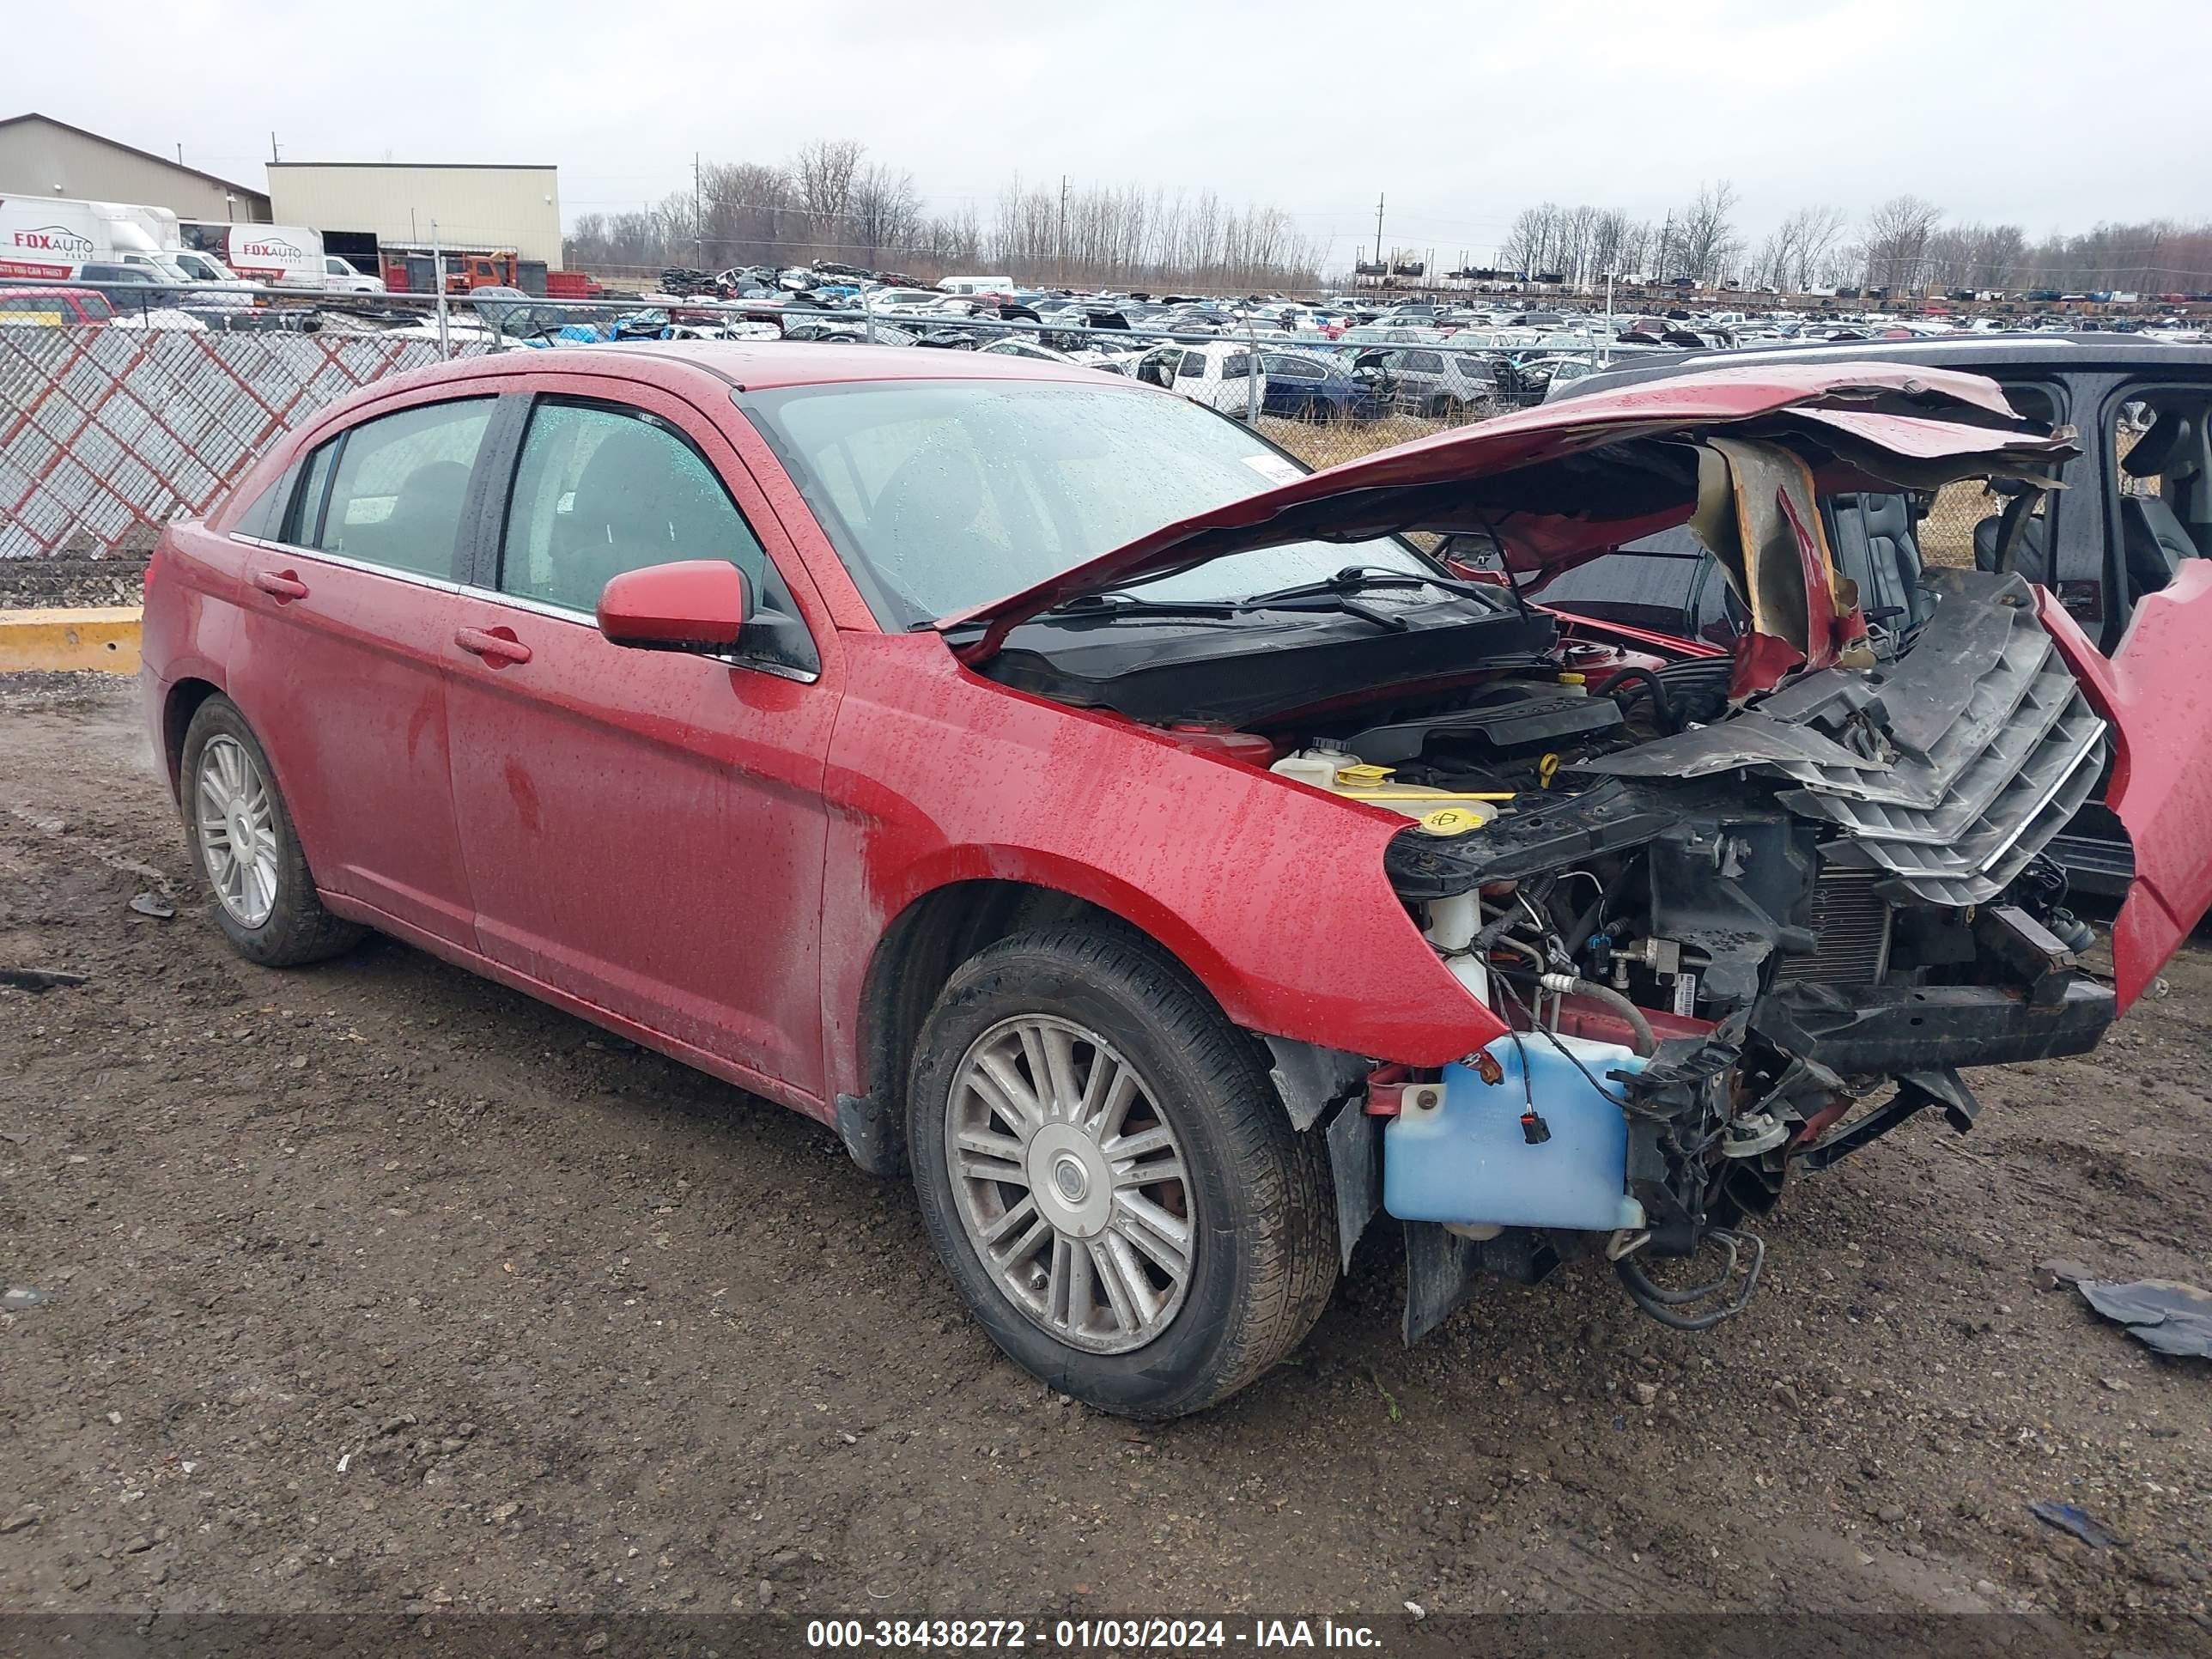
xmin=0 ymin=112 xmax=270 ymax=222
xmin=265 ymin=161 xmax=563 ymax=269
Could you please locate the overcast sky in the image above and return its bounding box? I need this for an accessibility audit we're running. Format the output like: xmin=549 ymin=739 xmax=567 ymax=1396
xmin=21 ymin=0 xmax=2209 ymax=263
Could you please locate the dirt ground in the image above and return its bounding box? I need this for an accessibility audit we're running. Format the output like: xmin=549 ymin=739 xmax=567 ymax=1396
xmin=2 ymin=673 xmax=2209 ymax=1635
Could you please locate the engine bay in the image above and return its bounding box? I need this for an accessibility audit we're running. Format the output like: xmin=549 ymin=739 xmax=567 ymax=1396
xmin=1166 ymin=570 xmax=2123 ymax=1334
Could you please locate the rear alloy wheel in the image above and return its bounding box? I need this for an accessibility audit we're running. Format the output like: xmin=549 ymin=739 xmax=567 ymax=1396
xmin=179 ymin=696 xmax=365 ymax=968
xmin=908 ymin=926 xmax=1337 ymax=1418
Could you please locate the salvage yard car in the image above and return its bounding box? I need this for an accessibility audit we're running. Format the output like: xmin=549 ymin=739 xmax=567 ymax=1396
xmin=140 ymin=347 xmax=2212 ymax=1419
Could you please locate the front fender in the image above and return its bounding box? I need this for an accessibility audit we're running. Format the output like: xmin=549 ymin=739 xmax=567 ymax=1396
xmin=820 ymin=636 xmax=1510 ymax=1100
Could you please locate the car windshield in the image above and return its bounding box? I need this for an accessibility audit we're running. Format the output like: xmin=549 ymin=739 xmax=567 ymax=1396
xmin=743 ymin=380 xmax=1434 ymax=626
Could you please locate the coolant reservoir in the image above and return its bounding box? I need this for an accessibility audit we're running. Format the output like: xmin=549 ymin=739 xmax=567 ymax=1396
xmin=1272 ymin=752 xmax=1507 ymax=824
xmin=1325 ymin=762 xmax=1505 ymax=823
xmin=1269 ymin=750 xmax=1343 ymax=790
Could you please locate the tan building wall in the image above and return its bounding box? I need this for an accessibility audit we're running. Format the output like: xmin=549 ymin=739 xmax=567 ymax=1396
xmin=266 ymin=164 xmax=562 ymax=268
xmin=0 ymin=114 xmax=270 ymax=222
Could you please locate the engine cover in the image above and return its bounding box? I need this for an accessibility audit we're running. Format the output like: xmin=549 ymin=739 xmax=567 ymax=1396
xmin=1346 ymin=684 xmax=1625 ymax=766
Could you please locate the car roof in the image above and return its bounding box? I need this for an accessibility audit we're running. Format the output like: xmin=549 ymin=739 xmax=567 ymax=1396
xmin=0 ymin=285 xmax=103 ymax=299
xmin=306 ymin=340 xmax=1141 ymax=419
xmin=1559 ymin=332 xmax=2212 ymax=401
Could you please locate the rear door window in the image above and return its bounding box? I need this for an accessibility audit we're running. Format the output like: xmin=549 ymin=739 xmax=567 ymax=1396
xmin=313 ymin=398 xmax=492 ymax=578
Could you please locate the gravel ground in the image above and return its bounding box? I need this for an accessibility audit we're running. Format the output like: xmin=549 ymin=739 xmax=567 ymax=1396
xmin=0 ymin=556 xmax=149 ymax=611
xmin=2 ymin=675 xmax=2208 ymax=1635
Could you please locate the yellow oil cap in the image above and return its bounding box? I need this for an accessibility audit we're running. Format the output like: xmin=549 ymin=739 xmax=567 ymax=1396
xmin=1334 ymin=763 xmax=1395 ymax=789
xmin=1417 ymin=806 xmax=1489 ymax=837
xmin=1558 ymin=672 xmax=1587 ymax=686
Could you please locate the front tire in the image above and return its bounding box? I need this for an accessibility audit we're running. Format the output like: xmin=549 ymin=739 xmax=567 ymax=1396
xmin=908 ymin=926 xmax=1337 ymax=1419
xmin=179 ymin=696 xmax=365 ymax=967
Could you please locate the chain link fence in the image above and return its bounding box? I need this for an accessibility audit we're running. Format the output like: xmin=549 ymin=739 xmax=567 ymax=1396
xmin=0 ymin=325 xmax=486 ymax=565
xmin=0 ymin=294 xmax=2055 ymax=595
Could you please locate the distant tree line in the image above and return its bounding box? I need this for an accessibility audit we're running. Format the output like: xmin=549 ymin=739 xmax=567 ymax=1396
xmin=1495 ymin=183 xmax=2212 ymax=295
xmin=564 ymin=140 xmax=1324 ymax=289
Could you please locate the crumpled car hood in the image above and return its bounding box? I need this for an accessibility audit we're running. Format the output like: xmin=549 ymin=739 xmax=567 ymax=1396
xmin=938 ymin=361 xmax=2076 ymax=665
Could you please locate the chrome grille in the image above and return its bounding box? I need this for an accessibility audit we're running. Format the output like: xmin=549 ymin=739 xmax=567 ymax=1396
xmin=1577 ymin=572 xmax=2107 ymax=909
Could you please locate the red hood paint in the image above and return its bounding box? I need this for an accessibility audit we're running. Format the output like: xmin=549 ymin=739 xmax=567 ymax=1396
xmin=939 ymin=360 xmax=2074 ymax=665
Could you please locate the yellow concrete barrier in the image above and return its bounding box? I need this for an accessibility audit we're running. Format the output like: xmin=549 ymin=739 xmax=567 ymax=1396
xmin=0 ymin=607 xmax=143 ymax=674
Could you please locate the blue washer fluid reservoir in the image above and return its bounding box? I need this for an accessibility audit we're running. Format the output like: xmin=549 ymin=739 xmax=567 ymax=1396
xmin=1384 ymin=1032 xmax=1648 ymax=1232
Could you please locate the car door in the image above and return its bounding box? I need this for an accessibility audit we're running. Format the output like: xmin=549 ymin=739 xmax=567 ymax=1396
xmin=228 ymin=388 xmax=494 ymax=946
xmin=442 ymin=374 xmax=838 ymax=1103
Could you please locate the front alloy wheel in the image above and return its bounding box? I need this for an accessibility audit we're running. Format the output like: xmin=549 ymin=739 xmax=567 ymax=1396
xmin=945 ymin=1014 xmax=1195 ymax=1353
xmin=908 ymin=926 xmax=1338 ymax=1419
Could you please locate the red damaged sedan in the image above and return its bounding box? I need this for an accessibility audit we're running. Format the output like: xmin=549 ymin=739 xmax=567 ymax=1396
xmin=141 ymin=345 xmax=2212 ymax=1417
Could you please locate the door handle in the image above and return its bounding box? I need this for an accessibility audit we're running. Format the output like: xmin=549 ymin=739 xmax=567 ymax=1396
xmin=454 ymin=626 xmax=532 ymax=666
xmin=252 ymin=568 xmax=309 ymax=602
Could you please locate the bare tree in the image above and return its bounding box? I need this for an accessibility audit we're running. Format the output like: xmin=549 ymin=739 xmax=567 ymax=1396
xmin=1672 ymin=179 xmax=1743 ymax=287
xmin=1860 ymin=194 xmax=1944 ymax=291
xmin=1784 ymin=205 xmax=1847 ymax=290
xmin=848 ymin=164 xmax=921 ymax=264
xmin=700 ymin=161 xmax=795 ymax=268
xmin=793 ymin=139 xmax=864 ymax=246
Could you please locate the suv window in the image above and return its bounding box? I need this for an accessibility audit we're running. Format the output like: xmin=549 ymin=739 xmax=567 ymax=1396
xmin=312 ymin=398 xmax=492 ymax=577
xmin=1404 ymin=350 xmax=1444 ymax=373
xmin=500 ymin=400 xmax=770 ymax=616
xmin=1218 ymin=353 xmax=1250 ymax=380
xmin=1177 ymin=352 xmax=1206 ymax=379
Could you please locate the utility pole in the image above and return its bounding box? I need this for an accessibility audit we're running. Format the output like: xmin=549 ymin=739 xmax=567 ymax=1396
xmin=1657 ymin=211 xmax=1673 ymax=285
xmin=1373 ymin=193 xmax=1384 ymax=264
xmin=1059 ymin=174 xmax=1069 ymax=289
xmin=693 ymin=153 xmax=704 ymax=271
xmin=431 ymin=220 xmax=450 ymax=362
xmin=270 ymin=131 xmax=279 ymax=165
xmin=176 ymin=143 xmax=184 ymax=165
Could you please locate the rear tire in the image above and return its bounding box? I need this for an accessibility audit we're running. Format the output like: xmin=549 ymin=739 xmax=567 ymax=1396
xmin=179 ymin=696 xmax=365 ymax=968
xmin=908 ymin=926 xmax=1337 ymax=1419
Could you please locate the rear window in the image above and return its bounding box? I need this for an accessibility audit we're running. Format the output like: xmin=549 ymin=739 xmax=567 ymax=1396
xmin=0 ymin=293 xmax=76 ymax=325
xmin=310 ymin=398 xmax=493 ymax=578
xmin=229 ymin=460 xmax=299 ymax=542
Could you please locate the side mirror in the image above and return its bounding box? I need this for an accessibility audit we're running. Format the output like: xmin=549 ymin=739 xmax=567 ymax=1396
xmin=598 ymin=560 xmax=749 ymax=652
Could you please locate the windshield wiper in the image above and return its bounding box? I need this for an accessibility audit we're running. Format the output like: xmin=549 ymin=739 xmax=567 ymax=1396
xmin=1039 ymin=592 xmax=1242 ymax=620
xmin=1235 ymin=562 xmax=1506 ymax=632
xmin=1238 ymin=563 xmax=1494 ymax=609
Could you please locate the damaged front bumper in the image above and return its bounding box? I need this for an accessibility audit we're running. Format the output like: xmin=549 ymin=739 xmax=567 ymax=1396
xmin=1332 ymin=569 xmax=2131 ymax=1343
